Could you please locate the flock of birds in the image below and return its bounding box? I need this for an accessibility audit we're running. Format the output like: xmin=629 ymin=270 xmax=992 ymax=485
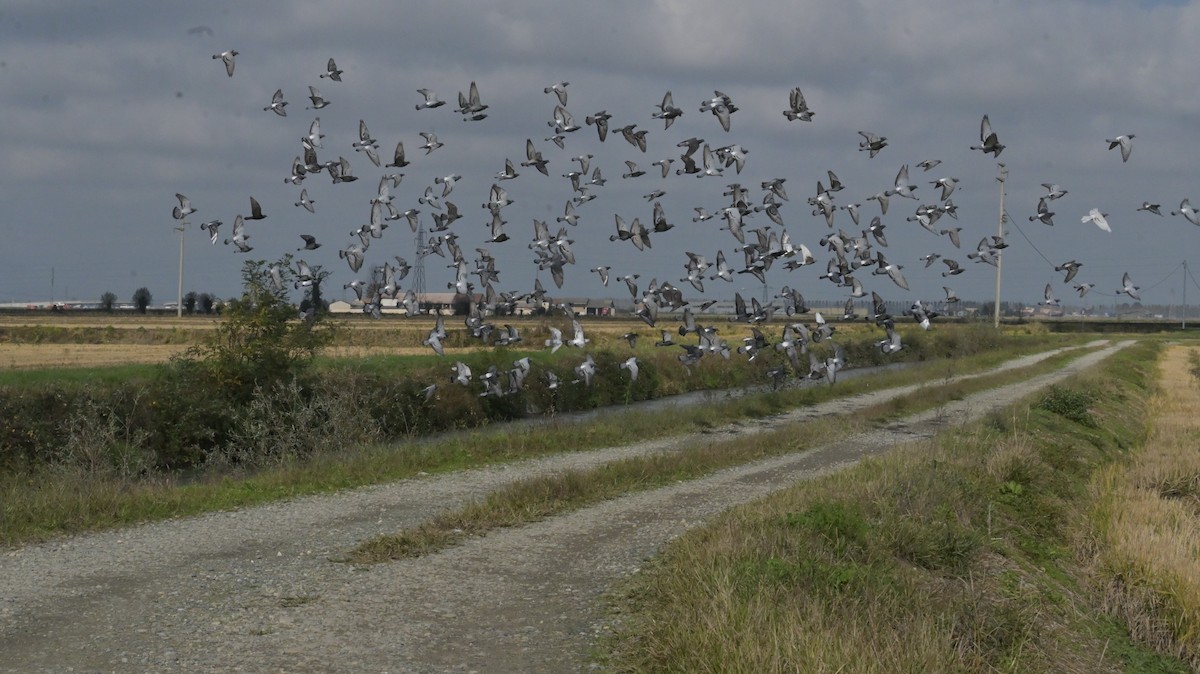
xmin=169 ymin=48 xmax=1198 ymax=398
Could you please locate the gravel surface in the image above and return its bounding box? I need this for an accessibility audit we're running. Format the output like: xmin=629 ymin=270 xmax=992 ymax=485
xmin=0 ymin=340 xmax=1125 ymax=673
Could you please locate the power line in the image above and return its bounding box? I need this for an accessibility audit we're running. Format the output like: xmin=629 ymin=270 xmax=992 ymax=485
xmin=1137 ymin=261 xmax=1183 ymax=293
xmin=1003 ymin=208 xmax=1122 ymax=298
xmin=1186 ymin=260 xmax=1200 ymax=293
xmin=1003 ymin=208 xmax=1057 ymax=268
xmin=1002 ymin=207 xmax=1192 ymax=301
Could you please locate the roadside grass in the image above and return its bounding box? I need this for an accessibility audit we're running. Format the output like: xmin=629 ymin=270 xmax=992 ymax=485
xmin=1086 ymin=345 xmax=1200 ymax=669
xmin=601 ymin=340 xmax=1194 ymax=672
xmin=345 ymin=344 xmax=1093 ymax=563
xmin=0 ymin=339 xmax=1087 ymax=547
xmin=0 ymin=362 xmax=162 ymax=387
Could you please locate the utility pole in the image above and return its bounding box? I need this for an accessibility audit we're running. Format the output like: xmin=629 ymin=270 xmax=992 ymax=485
xmin=993 ymin=163 xmax=1007 ymax=329
xmin=176 ymin=223 xmax=186 ymax=318
xmin=170 ymin=194 xmax=188 ymax=318
xmin=1183 ymin=260 xmax=1188 ymax=330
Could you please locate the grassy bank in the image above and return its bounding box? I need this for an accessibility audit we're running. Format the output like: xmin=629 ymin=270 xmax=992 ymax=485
xmin=1 ymin=335 xmax=1081 ymax=547
xmin=1086 ymin=346 xmax=1200 ymax=669
xmin=602 ymin=340 xmax=1193 ymax=672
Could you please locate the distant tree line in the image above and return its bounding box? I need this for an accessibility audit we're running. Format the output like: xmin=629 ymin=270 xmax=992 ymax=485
xmin=98 ymin=289 xmax=221 ymax=314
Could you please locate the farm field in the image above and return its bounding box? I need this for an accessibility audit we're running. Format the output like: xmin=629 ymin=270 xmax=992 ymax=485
xmin=0 ymin=343 xmax=190 ymax=369
xmin=0 ymin=311 xmax=885 ymax=370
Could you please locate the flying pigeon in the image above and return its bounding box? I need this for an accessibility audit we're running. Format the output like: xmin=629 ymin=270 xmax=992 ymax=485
xmin=1081 ymin=208 xmax=1111 ymax=232
xmin=1106 ymin=134 xmax=1135 ymax=162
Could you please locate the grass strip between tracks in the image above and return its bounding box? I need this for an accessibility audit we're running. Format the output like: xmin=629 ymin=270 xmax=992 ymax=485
xmin=346 ymin=344 xmax=1098 ymax=563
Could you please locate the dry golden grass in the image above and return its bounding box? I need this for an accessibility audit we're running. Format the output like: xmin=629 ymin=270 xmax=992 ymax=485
xmin=0 ymin=313 xmax=651 ymax=367
xmin=0 ymin=315 xmax=550 ymax=368
xmin=0 ymin=313 xmax=222 ymax=330
xmin=1090 ymin=345 xmax=1200 ymax=667
xmin=0 ymin=344 xmax=190 ymax=369
xmin=0 ymin=312 xmax=1049 ymax=370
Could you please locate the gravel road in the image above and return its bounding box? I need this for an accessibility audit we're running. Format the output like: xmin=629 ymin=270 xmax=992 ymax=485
xmin=0 ymin=340 xmax=1126 ymax=673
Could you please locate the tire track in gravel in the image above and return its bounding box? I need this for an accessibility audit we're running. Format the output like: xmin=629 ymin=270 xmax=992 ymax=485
xmin=0 ymin=340 xmax=1124 ymax=673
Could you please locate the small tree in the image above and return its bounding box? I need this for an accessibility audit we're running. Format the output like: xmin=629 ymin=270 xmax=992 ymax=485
xmin=306 ymin=275 xmax=328 ymax=315
xmin=198 ymin=293 xmax=215 ymax=315
xmin=183 ymin=291 xmax=198 ymax=315
xmin=298 ymin=270 xmax=332 ymax=318
xmin=132 ymin=287 xmax=153 ymax=314
xmin=180 ymin=256 xmax=337 ymax=400
xmin=452 ymin=293 xmax=472 ymax=315
xmin=100 ymin=291 xmax=117 ymax=312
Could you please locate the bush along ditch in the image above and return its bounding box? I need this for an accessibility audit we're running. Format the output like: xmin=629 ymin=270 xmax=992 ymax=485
xmin=1 ymin=338 xmax=782 ymax=473
xmin=0 ymin=260 xmax=1067 ymax=475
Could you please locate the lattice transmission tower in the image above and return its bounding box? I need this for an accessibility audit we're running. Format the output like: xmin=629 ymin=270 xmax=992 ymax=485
xmin=411 ymin=220 xmax=427 ymax=314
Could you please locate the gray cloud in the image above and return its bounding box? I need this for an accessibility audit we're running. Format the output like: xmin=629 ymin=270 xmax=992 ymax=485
xmin=1 ymin=0 xmax=1197 ymax=311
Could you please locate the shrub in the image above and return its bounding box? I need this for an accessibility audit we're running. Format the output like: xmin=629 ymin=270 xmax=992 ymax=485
xmin=1035 ymin=385 xmax=1097 ymax=427
xmin=175 ymin=256 xmax=337 ymax=404
xmin=55 ymin=388 xmax=153 ymax=477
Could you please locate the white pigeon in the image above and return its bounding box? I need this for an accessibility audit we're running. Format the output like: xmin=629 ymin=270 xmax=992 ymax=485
xmin=544 ymin=327 xmax=563 ymax=353
xmin=620 ymin=356 xmax=639 ymax=381
xmin=1081 ymin=208 xmax=1111 ymax=232
xmin=568 ymin=319 xmax=588 ymax=348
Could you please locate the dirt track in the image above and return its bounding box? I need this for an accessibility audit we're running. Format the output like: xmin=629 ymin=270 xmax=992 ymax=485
xmin=0 ymin=340 xmax=1128 ymax=672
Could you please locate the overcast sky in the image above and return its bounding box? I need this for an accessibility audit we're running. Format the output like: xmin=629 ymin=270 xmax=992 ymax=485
xmin=2 ymin=0 xmax=1198 ymax=311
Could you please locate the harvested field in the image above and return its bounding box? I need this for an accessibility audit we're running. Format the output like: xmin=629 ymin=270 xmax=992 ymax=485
xmin=0 ymin=344 xmax=190 ymax=369
xmin=0 ymin=311 xmax=1024 ymax=369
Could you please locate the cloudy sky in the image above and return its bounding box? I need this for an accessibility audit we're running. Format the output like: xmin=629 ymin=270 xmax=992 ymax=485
xmin=2 ymin=0 xmax=1198 ymax=311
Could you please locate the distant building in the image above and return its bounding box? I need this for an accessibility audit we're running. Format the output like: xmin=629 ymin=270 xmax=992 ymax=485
xmin=327 ymin=292 xmax=482 ymax=316
xmin=534 ymin=297 xmax=620 ymax=317
xmin=1023 ymin=305 xmax=1065 ymax=318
